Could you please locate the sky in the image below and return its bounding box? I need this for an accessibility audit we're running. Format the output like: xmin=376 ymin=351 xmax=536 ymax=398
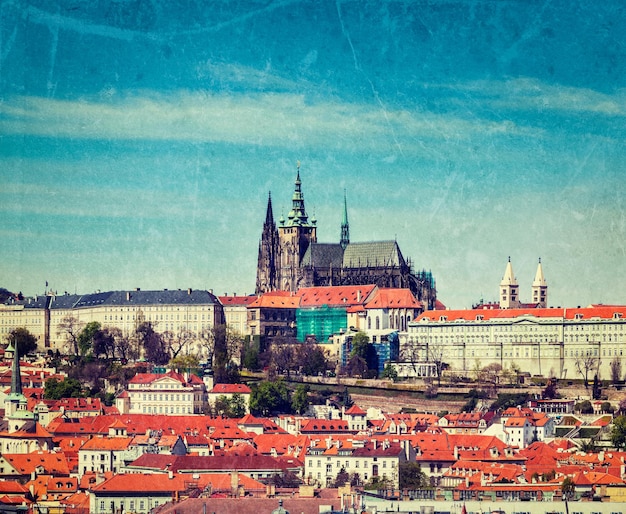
xmin=1 ymin=0 xmax=625 ymax=310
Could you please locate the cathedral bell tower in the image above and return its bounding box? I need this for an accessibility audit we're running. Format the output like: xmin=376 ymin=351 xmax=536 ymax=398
xmin=531 ymin=258 xmax=548 ymax=308
xmin=277 ymin=163 xmax=317 ymax=292
xmin=499 ymin=257 xmax=520 ymax=309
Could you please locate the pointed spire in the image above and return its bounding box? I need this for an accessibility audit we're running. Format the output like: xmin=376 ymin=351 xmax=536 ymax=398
xmin=286 ymin=161 xmax=311 ymax=226
xmin=533 ymin=257 xmax=547 ymax=287
xmin=264 ymin=191 xmax=274 ymax=226
xmin=340 ymin=189 xmax=350 ymax=250
xmin=10 ymin=343 xmax=22 ymax=396
xmin=500 ymin=256 xmax=518 ymax=286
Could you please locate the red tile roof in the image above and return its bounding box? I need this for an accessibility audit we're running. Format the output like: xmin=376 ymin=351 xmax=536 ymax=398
xmin=297 ymin=285 xmax=377 ymax=308
xmin=209 ymin=383 xmax=251 ymax=394
xmin=219 ymin=295 xmax=257 ymax=306
xmin=365 ymin=288 xmax=422 ymax=309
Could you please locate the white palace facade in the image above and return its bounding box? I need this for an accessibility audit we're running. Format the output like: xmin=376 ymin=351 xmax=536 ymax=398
xmin=403 ymin=259 xmax=626 ymax=380
xmin=0 ymin=289 xmax=224 ymax=354
xmin=406 ymin=304 xmax=626 ymax=379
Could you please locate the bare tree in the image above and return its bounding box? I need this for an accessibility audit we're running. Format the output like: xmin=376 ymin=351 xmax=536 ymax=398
xmin=400 ymin=339 xmax=425 ymax=376
xmin=270 ymin=336 xmax=297 ymax=377
xmin=610 ymin=357 xmax=622 ymax=384
xmin=57 ymin=315 xmax=84 ymax=355
xmin=427 ymin=340 xmax=447 ymax=386
xmin=575 ymin=353 xmax=599 ymax=389
xmin=163 ymin=328 xmax=196 ymax=360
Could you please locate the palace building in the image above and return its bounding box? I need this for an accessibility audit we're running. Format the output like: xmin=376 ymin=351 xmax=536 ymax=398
xmin=256 ymin=165 xmax=437 ymax=309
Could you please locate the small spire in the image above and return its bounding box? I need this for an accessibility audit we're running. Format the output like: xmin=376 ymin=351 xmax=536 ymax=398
xmin=340 ymin=189 xmax=350 ymax=249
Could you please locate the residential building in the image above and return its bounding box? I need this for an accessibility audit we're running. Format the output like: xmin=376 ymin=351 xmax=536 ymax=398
xmin=206 ymin=383 xmax=252 ymax=415
xmin=303 ymin=437 xmax=409 ymax=488
xmin=117 ymin=370 xmax=206 ymax=415
xmin=247 ymin=291 xmax=300 ymax=342
xmin=218 ymin=294 xmax=255 ymax=338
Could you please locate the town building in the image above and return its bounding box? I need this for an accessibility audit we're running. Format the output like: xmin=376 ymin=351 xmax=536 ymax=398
xmin=255 ymin=165 xmax=436 ymax=309
xmin=405 ymin=303 xmax=626 ymax=379
xmin=218 ymin=294 xmax=256 ymax=338
xmin=303 ymin=436 xmax=409 ymax=488
xmin=2 ymin=288 xmax=224 ymax=353
xmin=116 ymin=370 xmax=206 ymax=415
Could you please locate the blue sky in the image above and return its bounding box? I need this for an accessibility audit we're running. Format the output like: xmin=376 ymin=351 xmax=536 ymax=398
xmin=1 ymin=1 xmax=625 ymax=309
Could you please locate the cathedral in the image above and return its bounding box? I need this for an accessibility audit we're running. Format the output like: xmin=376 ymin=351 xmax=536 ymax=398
xmin=255 ymin=166 xmax=437 ymax=310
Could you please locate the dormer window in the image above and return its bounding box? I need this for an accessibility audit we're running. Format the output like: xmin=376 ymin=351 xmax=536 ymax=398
xmin=575 ymin=313 xmax=583 ymax=320
xmin=614 ymin=312 xmax=623 ymax=319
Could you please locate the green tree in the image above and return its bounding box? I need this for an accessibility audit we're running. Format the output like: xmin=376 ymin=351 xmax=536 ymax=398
xmin=561 ymin=476 xmax=576 ymax=501
xmin=399 ymin=462 xmax=428 ymax=490
xmin=380 ymin=363 xmax=398 ymax=382
xmin=348 ymin=332 xmax=378 ymax=378
xmin=249 ymin=379 xmax=291 ymax=416
xmin=575 ymin=399 xmax=594 ymax=414
xmin=43 ymin=377 xmax=85 ymax=399
xmin=78 ymin=321 xmax=102 ymax=357
xmin=168 ymin=354 xmax=201 ymax=374
xmin=7 ymin=327 xmax=38 ymax=357
xmin=242 ymin=340 xmax=260 ymax=371
xmin=291 ymin=384 xmax=310 ymax=414
xmin=611 ymin=415 xmax=626 ymax=449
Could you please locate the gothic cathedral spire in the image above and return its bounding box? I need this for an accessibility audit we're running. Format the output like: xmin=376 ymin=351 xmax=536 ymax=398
xmin=255 ymin=192 xmax=279 ymax=294
xmin=340 ymin=189 xmax=350 ymax=250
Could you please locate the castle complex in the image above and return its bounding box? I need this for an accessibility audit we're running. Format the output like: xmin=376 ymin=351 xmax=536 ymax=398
xmin=255 ymin=165 xmax=437 ymax=309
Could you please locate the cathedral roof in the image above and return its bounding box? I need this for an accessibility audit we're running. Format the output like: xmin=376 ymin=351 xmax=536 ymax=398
xmin=342 ymin=241 xmax=405 ymax=268
xmin=301 ymin=243 xmax=344 ymax=268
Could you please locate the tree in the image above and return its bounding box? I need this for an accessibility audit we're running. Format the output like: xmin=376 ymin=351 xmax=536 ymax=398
xmin=93 ymin=327 xmax=115 ymax=359
xmin=6 ymin=327 xmax=38 ymax=357
xmin=242 ymin=340 xmax=260 ymax=371
xmin=481 ymin=363 xmax=502 ymax=392
xmin=164 ymin=328 xmax=195 ymax=360
xmin=291 ymin=384 xmax=310 ymax=414
xmin=542 ymin=378 xmax=559 ymax=399
xmin=136 ymin=322 xmax=169 ymax=365
xmin=611 ymin=415 xmax=626 ymax=449
xmin=78 ymin=321 xmax=102 ymax=357
xmin=332 ymin=467 xmax=350 ymax=488
xmin=348 ymin=332 xmax=378 ymax=378
xmin=399 ymin=462 xmax=428 ymax=490
xmin=427 ymin=340 xmax=447 ymax=386
xmin=611 ymin=357 xmax=623 ymax=384
xmin=574 ymin=353 xmax=598 ymax=389
xmin=270 ymin=337 xmax=297 ymax=377
xmin=57 ymin=315 xmax=84 ymax=355
xmin=561 ymin=476 xmax=576 ymax=501
xmin=575 ymin=400 xmax=594 ymax=414
xmin=380 ymin=363 xmax=398 ymax=382
xmin=592 ymin=374 xmax=602 ymax=400
xmin=44 ymin=377 xmax=85 ymax=399
xmin=296 ymin=343 xmax=329 ymax=376
xmin=168 ymin=354 xmax=200 ymax=374
xmin=249 ymin=379 xmax=291 ymax=416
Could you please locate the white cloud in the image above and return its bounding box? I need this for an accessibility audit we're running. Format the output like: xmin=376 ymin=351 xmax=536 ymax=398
xmin=0 ymin=88 xmax=537 ymax=150
xmin=433 ymin=77 xmax=626 ymax=116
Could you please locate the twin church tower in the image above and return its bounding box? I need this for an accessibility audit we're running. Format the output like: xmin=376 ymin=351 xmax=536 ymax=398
xmin=255 ymin=165 xmax=437 ymax=310
xmin=499 ymin=257 xmax=548 ymax=309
